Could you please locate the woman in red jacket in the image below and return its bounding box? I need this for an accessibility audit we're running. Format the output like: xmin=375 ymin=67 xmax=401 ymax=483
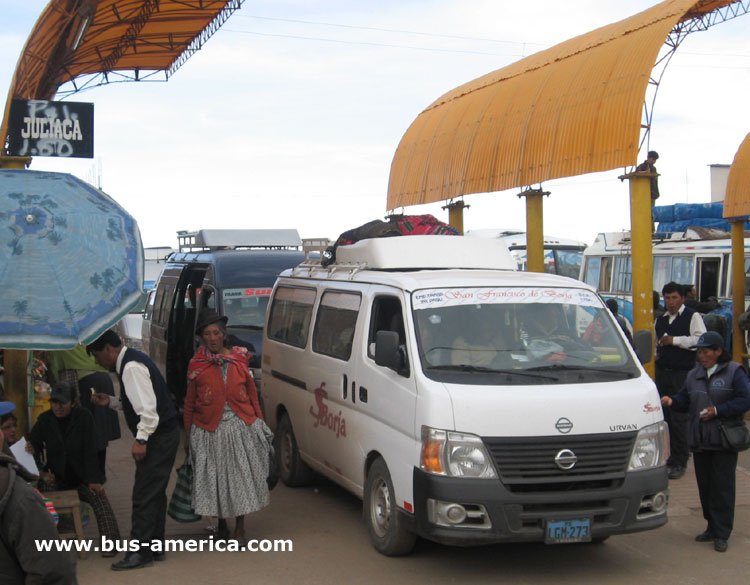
xmin=184 ymin=309 xmax=272 ymax=541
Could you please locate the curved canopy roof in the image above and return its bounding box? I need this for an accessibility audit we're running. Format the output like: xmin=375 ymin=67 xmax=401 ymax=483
xmin=723 ymin=133 xmax=750 ymax=220
xmin=1 ymin=0 xmax=241 ymax=147
xmin=387 ymin=0 xmax=740 ymax=210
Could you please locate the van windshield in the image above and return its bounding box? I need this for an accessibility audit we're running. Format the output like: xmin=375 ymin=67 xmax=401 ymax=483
xmin=222 ymin=288 xmax=271 ymax=329
xmin=412 ymin=287 xmax=641 ymax=385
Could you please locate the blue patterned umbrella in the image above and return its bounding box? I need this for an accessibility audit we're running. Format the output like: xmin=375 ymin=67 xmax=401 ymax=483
xmin=0 ymin=169 xmax=143 ymax=349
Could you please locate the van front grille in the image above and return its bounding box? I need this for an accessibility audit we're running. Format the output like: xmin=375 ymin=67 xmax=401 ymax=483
xmin=483 ymin=432 xmax=636 ymax=493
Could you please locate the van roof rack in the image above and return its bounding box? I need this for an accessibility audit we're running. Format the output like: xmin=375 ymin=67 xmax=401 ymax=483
xmin=176 ymin=229 xmax=302 ymax=252
xmin=302 ymin=238 xmax=331 ymax=261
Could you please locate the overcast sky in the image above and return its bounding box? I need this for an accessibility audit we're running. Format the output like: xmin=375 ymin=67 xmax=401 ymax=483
xmin=1 ymin=1 xmax=748 ymax=248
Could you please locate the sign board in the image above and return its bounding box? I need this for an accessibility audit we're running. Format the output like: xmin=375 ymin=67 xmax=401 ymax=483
xmin=7 ymin=99 xmax=94 ymax=158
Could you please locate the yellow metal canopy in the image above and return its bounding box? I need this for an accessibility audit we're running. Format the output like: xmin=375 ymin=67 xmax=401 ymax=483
xmin=1 ymin=0 xmax=240 ymax=147
xmin=724 ymin=133 xmax=750 ymax=220
xmin=387 ymin=0 xmax=739 ymax=210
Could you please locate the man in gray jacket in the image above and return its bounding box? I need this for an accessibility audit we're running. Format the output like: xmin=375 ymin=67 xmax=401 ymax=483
xmin=0 ymin=407 xmax=77 ymax=585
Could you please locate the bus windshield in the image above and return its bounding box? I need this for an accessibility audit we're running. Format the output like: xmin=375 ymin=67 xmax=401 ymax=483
xmin=412 ymin=287 xmax=640 ymax=385
xmin=221 ymin=288 xmax=270 ymax=328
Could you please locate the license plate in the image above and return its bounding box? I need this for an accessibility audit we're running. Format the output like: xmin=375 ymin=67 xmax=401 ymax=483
xmin=545 ymin=518 xmax=592 ymax=544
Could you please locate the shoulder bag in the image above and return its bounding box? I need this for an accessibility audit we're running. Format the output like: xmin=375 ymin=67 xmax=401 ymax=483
xmin=718 ymin=418 xmax=750 ymax=452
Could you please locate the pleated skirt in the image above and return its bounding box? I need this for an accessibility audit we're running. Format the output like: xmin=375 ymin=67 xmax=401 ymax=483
xmin=190 ymin=404 xmax=272 ymax=518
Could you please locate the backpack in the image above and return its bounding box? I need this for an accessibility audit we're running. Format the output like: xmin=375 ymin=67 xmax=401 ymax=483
xmin=321 ymin=215 xmax=458 ymax=267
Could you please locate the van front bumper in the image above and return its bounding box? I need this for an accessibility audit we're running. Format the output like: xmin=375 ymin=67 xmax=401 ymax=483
xmin=412 ymin=466 xmax=668 ymax=546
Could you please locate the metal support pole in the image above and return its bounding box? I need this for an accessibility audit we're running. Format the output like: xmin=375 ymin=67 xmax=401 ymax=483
xmin=518 ymin=188 xmax=548 ymax=273
xmin=731 ymin=220 xmax=747 ymax=364
xmin=623 ymin=172 xmax=655 ymax=377
xmin=442 ymin=199 xmax=469 ymax=235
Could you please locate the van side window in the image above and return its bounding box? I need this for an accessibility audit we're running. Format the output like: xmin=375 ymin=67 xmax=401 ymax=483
xmin=144 ymin=289 xmax=156 ymax=321
xmin=313 ymin=291 xmax=361 ymax=361
xmin=152 ymin=284 xmax=172 ymax=327
xmin=268 ymin=286 xmax=316 ymax=348
xmin=368 ymin=296 xmax=407 ymax=359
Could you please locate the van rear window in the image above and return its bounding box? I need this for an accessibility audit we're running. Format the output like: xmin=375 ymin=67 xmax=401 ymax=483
xmin=268 ymin=286 xmax=316 ymax=348
xmin=313 ymin=291 xmax=361 ymax=361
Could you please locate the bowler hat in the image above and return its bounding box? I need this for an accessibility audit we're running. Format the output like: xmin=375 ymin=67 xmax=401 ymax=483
xmin=0 ymin=401 xmax=16 ymax=416
xmin=196 ymin=308 xmax=228 ymax=334
xmin=50 ymin=383 xmax=73 ymax=404
xmin=693 ymin=331 xmax=724 ymax=349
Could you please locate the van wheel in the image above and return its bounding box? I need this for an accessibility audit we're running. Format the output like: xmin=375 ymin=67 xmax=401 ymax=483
xmin=364 ymin=458 xmax=416 ymax=556
xmin=275 ymin=413 xmax=314 ymax=487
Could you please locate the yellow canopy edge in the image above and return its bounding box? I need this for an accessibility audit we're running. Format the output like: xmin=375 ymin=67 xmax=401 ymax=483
xmin=387 ymin=0 xmax=737 ymax=210
xmin=1 ymin=0 xmax=237 ymax=145
xmin=724 ymin=133 xmax=750 ymax=220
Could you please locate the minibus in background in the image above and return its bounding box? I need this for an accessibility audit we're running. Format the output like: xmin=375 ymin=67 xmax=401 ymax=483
xmin=466 ymin=229 xmax=587 ymax=279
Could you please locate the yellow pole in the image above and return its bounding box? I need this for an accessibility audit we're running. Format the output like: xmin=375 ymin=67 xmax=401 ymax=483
xmin=0 ymin=155 xmax=32 ymax=435
xmin=442 ymin=199 xmax=469 ymax=235
xmin=623 ymin=172 xmax=655 ymax=377
xmin=731 ymin=220 xmax=747 ymax=364
xmin=519 ymin=188 xmax=548 ymax=273
xmin=0 ymin=155 xmax=31 ymax=169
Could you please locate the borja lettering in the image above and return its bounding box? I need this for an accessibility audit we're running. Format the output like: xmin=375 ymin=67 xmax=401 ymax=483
xmin=309 ymin=383 xmax=347 ymax=438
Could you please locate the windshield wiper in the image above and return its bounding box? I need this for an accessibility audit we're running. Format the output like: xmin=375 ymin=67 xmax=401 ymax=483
xmin=427 ymin=364 xmax=558 ymax=381
xmin=231 ymin=324 xmax=264 ymax=330
xmin=526 ymin=364 xmax=635 ymax=378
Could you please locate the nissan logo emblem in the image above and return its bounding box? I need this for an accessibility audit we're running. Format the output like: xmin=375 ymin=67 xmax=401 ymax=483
xmin=555 ymin=449 xmax=578 ymax=470
xmin=555 ymin=417 xmax=573 ymax=434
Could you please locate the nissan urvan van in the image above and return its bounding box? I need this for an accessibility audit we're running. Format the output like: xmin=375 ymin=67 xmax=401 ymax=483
xmin=148 ymin=229 xmax=304 ymax=409
xmin=261 ymin=235 xmax=668 ymax=555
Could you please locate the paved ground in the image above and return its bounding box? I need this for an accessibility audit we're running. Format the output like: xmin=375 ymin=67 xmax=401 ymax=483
xmin=68 ymin=407 xmax=750 ymax=585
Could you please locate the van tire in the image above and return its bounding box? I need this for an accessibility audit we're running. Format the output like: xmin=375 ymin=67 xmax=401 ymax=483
xmin=275 ymin=413 xmax=314 ymax=487
xmin=364 ymin=458 xmax=416 ymax=556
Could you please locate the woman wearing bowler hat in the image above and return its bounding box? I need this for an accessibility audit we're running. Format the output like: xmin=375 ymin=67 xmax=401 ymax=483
xmin=661 ymin=331 xmax=750 ymax=552
xmin=183 ymin=309 xmax=272 ymax=541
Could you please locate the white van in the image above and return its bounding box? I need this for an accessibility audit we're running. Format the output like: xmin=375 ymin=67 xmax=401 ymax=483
xmin=262 ymin=236 xmax=668 ymax=555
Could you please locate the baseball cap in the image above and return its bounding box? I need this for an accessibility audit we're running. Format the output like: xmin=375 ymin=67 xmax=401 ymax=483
xmin=0 ymin=401 xmax=16 ymax=416
xmin=693 ymin=331 xmax=724 ymax=349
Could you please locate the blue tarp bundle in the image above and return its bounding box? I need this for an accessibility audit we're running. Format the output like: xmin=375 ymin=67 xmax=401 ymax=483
xmin=654 ymin=202 xmax=749 ymax=233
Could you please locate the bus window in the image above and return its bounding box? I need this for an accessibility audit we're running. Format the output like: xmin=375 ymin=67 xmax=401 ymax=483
xmin=583 ymin=257 xmax=601 ymax=289
xmin=672 ymin=256 xmax=693 ymax=285
xmin=653 ymin=256 xmax=673 ymax=292
xmin=554 ymin=249 xmax=584 ymax=279
xmin=613 ymin=255 xmax=632 ymax=293
xmin=599 ymin=256 xmax=612 ymax=292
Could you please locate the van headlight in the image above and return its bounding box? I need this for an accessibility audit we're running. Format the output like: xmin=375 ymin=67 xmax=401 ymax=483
xmin=420 ymin=426 xmax=497 ymax=479
xmin=628 ymin=421 xmax=670 ymax=471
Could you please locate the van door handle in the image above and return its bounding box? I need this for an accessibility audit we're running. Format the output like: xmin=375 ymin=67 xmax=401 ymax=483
xmin=343 ymin=375 xmax=348 ymax=400
xmin=359 ymin=386 xmax=368 ymax=403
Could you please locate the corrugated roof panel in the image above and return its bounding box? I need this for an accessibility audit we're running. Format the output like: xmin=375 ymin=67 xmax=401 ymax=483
xmin=387 ymin=0 xmax=719 ymax=210
xmin=724 ymin=133 xmax=750 ymax=219
xmin=4 ymin=0 xmax=237 ymax=100
xmin=1 ymin=0 xmax=240 ymax=154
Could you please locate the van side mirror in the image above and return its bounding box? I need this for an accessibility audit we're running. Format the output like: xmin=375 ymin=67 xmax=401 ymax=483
xmin=632 ymin=330 xmax=653 ymax=364
xmin=374 ymin=330 xmax=409 ymax=376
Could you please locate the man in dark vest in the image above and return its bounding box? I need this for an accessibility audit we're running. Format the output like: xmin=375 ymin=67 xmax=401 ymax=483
xmin=655 ymin=282 xmax=706 ymax=480
xmin=87 ymin=329 xmax=178 ymax=571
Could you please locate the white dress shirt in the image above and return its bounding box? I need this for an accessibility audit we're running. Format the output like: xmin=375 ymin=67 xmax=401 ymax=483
xmin=116 ymin=346 xmax=160 ymax=442
xmin=663 ymin=304 xmax=707 ymax=350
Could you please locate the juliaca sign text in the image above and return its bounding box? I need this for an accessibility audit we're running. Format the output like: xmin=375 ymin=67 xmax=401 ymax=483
xmin=7 ymin=99 xmax=94 ymax=159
